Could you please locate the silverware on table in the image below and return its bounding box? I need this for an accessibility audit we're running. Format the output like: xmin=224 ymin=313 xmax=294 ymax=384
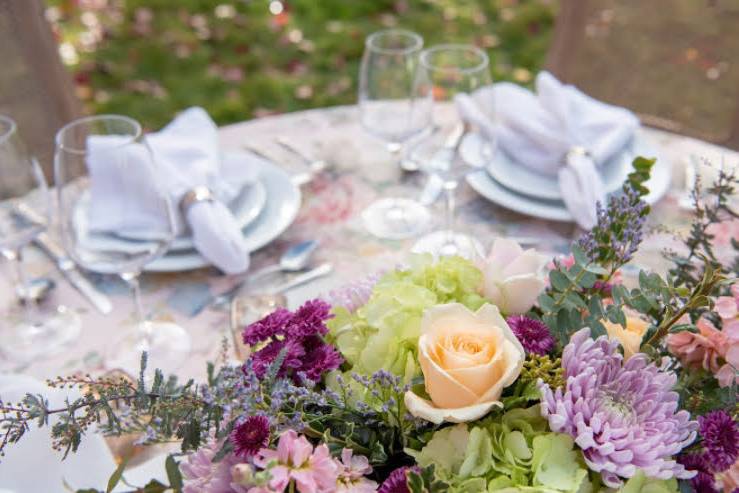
xmin=276 ymin=137 xmax=328 ymax=174
xmin=243 ymin=143 xmax=313 ymax=186
xmin=264 ymin=262 xmax=332 ymax=295
xmin=14 ymin=203 xmax=113 ymax=315
xmin=419 ymin=174 xmax=445 ymax=206
xmin=198 ymin=240 xmax=320 ymax=314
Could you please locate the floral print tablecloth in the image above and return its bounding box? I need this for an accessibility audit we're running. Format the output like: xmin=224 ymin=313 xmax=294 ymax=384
xmin=1 ymin=104 xmax=737 ymax=382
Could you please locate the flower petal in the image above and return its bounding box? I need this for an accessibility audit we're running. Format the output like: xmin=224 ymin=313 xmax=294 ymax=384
xmin=488 ymin=238 xmax=524 ymax=266
xmin=502 ymin=248 xmax=543 ymax=278
xmin=500 ymin=275 xmax=546 ymax=314
xmin=404 ymin=391 xmax=501 ymax=424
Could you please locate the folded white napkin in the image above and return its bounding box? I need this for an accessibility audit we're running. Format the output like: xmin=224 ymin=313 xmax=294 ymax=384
xmin=87 ymin=107 xmax=254 ymax=274
xmin=456 ymin=71 xmax=639 ymax=229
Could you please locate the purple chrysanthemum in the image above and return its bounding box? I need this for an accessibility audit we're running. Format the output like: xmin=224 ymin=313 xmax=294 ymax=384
xmin=230 ymin=415 xmax=270 ymax=458
xmin=506 ymin=315 xmax=555 ymax=355
xmin=242 ymin=299 xmax=342 ymax=383
xmin=698 ymin=410 xmax=739 ymax=473
xmin=539 ymin=328 xmax=698 ymax=488
xmin=378 ymin=466 xmax=420 ymax=493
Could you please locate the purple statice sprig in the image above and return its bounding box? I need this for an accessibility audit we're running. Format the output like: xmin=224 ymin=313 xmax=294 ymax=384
xmin=242 ymin=299 xmax=343 ymax=384
xmin=577 ymin=181 xmax=649 ymax=272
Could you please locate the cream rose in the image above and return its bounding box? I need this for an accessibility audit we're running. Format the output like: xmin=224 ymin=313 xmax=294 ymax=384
xmin=481 ymin=238 xmax=545 ymax=315
xmin=602 ymin=314 xmax=650 ymax=360
xmin=404 ymin=303 xmax=525 ymax=424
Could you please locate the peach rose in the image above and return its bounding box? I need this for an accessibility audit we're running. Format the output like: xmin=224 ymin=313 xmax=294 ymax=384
xmin=480 ymin=238 xmax=545 ymax=315
xmin=404 ymin=303 xmax=525 ymax=424
xmin=602 ymin=314 xmax=650 ymax=360
xmin=666 ymin=317 xmax=727 ymax=373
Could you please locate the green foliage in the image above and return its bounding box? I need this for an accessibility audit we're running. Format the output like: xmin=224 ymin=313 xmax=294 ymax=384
xmin=538 ymin=245 xmax=614 ymax=346
xmin=48 ymin=0 xmax=554 ymax=129
xmin=406 ymin=407 xmax=592 ymax=492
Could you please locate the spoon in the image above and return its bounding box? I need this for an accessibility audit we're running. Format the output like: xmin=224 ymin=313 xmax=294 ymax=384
xmin=194 ymin=240 xmax=319 ymax=315
xmin=249 ymin=240 xmax=319 ymax=282
xmin=16 ymin=277 xmax=56 ymax=305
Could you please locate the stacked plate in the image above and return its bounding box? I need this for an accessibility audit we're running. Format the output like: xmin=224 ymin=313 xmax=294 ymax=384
xmin=73 ymin=152 xmax=301 ymax=272
xmin=466 ymin=133 xmax=671 ymax=221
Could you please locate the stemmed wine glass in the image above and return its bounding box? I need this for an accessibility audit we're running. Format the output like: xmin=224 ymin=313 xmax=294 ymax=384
xmin=0 ymin=115 xmax=81 ymax=361
xmin=358 ymin=29 xmax=433 ymax=239
xmin=55 ymin=115 xmax=190 ymax=373
xmin=410 ymin=44 xmax=493 ymax=259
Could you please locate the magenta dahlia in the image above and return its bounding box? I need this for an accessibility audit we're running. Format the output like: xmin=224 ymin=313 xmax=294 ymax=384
xmin=506 ymin=315 xmax=555 ymax=355
xmin=539 ymin=328 xmax=698 ymax=488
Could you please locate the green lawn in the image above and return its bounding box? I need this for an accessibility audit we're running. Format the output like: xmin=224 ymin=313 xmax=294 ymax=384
xmin=47 ymin=0 xmax=554 ymax=130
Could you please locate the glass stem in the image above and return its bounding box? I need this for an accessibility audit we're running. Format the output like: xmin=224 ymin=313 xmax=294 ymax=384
xmin=9 ymin=248 xmax=39 ymax=326
xmin=443 ymin=181 xmax=458 ymax=245
xmin=123 ymin=272 xmax=152 ymax=350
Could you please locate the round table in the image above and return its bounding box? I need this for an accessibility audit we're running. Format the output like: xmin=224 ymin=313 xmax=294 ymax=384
xmin=1 ymin=104 xmax=737 ymax=382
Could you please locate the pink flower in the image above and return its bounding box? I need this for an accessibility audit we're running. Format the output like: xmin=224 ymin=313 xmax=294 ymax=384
xmin=667 ymin=282 xmax=739 ymax=388
xmin=252 ymin=430 xmax=338 ymax=493
xmin=335 ymin=449 xmax=378 ymax=493
xmin=667 ymin=317 xmax=727 ymax=373
xmin=179 ymin=440 xmax=248 ymax=493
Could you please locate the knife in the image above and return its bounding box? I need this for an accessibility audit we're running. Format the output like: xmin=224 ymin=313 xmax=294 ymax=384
xmin=265 ymin=262 xmax=333 ymax=295
xmin=14 ymin=204 xmax=113 ymax=315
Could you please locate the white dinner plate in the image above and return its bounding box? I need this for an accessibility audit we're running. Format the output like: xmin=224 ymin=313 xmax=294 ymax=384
xmin=466 ymin=143 xmax=671 ymax=222
xmin=473 ymin=133 xmax=654 ymax=201
xmin=144 ymin=154 xmax=301 ymax=272
xmin=75 ymin=179 xmax=268 ymax=254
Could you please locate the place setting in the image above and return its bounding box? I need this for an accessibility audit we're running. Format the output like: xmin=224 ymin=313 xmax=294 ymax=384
xmin=1 ymin=3 xmax=738 ymax=492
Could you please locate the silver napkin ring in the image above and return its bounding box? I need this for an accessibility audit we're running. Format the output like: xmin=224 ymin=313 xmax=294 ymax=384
xmin=180 ymin=186 xmax=215 ymax=213
xmin=566 ymin=146 xmax=592 ymax=161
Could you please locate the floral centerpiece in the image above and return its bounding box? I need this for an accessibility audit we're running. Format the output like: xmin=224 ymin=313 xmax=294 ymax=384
xmin=1 ymin=159 xmax=737 ymax=493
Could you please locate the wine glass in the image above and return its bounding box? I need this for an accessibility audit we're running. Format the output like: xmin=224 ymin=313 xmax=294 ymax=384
xmin=358 ymin=29 xmax=432 ymax=239
xmin=410 ymin=44 xmax=493 ymax=259
xmin=0 ymin=115 xmax=81 ymax=361
xmin=55 ymin=115 xmax=190 ymax=373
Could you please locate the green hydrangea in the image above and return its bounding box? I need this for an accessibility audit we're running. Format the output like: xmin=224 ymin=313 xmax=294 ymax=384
xmin=327 ymin=254 xmax=486 ymax=380
xmin=406 ymin=406 xmax=592 ymax=493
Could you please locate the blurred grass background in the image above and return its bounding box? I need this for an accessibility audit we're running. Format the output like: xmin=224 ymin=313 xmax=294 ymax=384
xmin=46 ymin=0 xmax=555 ymax=129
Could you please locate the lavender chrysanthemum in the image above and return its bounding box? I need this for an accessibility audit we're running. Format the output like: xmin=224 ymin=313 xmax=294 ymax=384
xmin=539 ymin=328 xmax=698 ymax=488
xmin=506 ymin=315 xmax=555 ymax=355
xmin=698 ymin=410 xmax=739 ymax=473
xmin=378 ymin=466 xmax=420 ymax=493
xmin=230 ymin=415 xmax=270 ymax=458
xmin=324 ymin=273 xmax=382 ymax=313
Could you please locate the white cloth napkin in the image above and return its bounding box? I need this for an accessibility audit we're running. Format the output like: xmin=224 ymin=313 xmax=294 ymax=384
xmin=87 ymin=107 xmax=254 ymax=274
xmin=455 ymin=71 xmax=639 ymax=229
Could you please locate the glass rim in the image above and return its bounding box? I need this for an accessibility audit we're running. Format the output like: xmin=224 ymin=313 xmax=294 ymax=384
xmin=55 ymin=114 xmax=143 ymax=155
xmin=419 ymin=44 xmax=490 ymax=75
xmin=0 ymin=115 xmax=17 ymax=147
xmin=365 ymin=29 xmax=423 ymax=55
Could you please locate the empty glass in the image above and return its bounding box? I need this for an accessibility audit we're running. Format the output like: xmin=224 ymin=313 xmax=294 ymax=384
xmin=55 ymin=115 xmax=190 ymax=373
xmin=358 ymin=29 xmax=432 ymax=239
xmin=0 ymin=115 xmax=80 ymax=361
xmin=410 ymin=44 xmax=494 ymax=259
